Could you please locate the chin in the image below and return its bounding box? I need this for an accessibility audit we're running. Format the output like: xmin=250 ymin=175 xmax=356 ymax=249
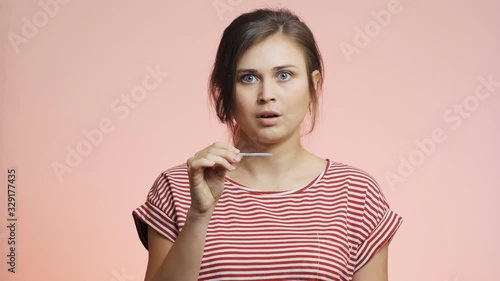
xmin=253 ymin=130 xmax=290 ymax=144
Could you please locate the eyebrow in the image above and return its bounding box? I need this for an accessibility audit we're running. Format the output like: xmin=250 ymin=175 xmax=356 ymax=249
xmin=236 ymin=64 xmax=297 ymax=73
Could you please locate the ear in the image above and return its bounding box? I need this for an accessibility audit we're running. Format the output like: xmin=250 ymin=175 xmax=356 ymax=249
xmin=311 ymin=70 xmax=320 ymax=92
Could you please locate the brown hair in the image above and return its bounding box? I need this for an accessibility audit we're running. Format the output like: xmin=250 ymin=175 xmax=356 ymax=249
xmin=208 ymin=8 xmax=324 ymax=143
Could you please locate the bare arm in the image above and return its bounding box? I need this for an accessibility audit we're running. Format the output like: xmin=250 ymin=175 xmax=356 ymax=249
xmin=145 ymin=210 xmax=212 ymax=281
xmin=352 ymin=243 xmax=389 ymax=281
xmin=144 ymin=226 xmax=172 ymax=281
xmin=144 ymin=142 xmax=241 ymax=281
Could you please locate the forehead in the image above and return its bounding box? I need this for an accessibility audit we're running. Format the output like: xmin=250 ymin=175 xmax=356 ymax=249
xmin=237 ymin=34 xmax=307 ymax=70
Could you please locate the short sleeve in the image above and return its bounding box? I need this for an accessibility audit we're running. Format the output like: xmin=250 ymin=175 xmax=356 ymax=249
xmin=132 ymin=172 xmax=179 ymax=250
xmin=353 ymin=174 xmax=403 ymax=272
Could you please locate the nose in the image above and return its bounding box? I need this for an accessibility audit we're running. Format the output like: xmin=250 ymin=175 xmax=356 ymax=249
xmin=258 ymin=79 xmax=276 ymax=103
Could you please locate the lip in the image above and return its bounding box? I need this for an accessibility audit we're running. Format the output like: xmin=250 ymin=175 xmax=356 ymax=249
xmin=257 ymin=116 xmax=280 ymax=126
xmin=256 ymin=110 xmax=281 ymax=118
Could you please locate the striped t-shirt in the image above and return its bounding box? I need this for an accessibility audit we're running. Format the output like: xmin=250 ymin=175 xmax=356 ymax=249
xmin=132 ymin=159 xmax=403 ymax=281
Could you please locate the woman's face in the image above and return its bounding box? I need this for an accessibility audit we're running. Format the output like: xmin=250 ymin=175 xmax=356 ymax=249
xmin=233 ymin=33 xmax=319 ymax=146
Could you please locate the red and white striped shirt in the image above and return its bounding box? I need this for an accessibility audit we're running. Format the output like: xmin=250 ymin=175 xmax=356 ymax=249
xmin=132 ymin=159 xmax=403 ymax=281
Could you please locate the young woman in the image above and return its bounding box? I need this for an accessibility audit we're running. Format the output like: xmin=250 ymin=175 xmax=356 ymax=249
xmin=132 ymin=8 xmax=403 ymax=281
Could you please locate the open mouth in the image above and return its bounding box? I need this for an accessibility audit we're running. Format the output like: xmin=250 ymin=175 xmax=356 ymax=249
xmin=258 ymin=114 xmax=280 ymax=118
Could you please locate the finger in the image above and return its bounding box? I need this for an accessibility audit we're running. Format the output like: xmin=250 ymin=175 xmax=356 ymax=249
xmin=204 ymin=154 xmax=235 ymax=171
xmin=204 ymin=147 xmax=242 ymax=164
xmin=188 ymin=157 xmax=216 ymax=172
xmin=211 ymin=142 xmax=240 ymax=154
xmin=207 ymin=164 xmax=227 ymax=180
xmin=189 ymin=155 xmax=234 ymax=173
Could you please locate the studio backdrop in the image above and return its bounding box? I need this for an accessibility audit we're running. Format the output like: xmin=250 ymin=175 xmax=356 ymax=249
xmin=1 ymin=0 xmax=499 ymax=280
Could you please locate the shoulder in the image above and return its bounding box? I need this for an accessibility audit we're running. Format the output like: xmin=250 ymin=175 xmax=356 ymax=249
xmin=327 ymin=160 xmax=378 ymax=184
xmin=148 ymin=163 xmax=189 ymax=195
xmin=326 ymin=160 xmax=386 ymax=198
xmin=163 ymin=163 xmax=189 ymax=178
xmin=156 ymin=163 xmax=189 ymax=181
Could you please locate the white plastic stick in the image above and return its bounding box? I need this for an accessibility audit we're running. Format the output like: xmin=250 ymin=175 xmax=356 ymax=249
xmin=238 ymin=153 xmax=273 ymax=157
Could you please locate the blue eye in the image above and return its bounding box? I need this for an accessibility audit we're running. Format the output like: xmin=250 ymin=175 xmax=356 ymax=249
xmin=278 ymin=71 xmax=292 ymax=81
xmin=241 ymin=74 xmax=257 ymax=83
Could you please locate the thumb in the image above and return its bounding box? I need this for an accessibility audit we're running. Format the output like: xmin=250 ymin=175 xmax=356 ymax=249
xmin=214 ymin=165 xmax=226 ymax=178
xmin=205 ymin=164 xmax=226 ymax=179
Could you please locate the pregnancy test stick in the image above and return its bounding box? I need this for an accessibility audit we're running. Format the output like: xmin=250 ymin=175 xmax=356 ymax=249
xmin=238 ymin=153 xmax=273 ymax=157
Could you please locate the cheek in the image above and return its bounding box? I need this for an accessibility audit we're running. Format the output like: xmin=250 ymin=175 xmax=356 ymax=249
xmin=285 ymin=83 xmax=311 ymax=108
xmin=234 ymin=87 xmax=256 ymax=106
xmin=233 ymin=94 xmax=252 ymax=119
xmin=233 ymin=96 xmax=245 ymax=112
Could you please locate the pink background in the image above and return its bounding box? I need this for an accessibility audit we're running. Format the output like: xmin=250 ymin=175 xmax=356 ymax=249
xmin=1 ymin=0 xmax=499 ymax=280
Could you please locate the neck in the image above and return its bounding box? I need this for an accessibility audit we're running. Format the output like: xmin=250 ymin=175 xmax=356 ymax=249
xmin=231 ymin=133 xmax=308 ymax=180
